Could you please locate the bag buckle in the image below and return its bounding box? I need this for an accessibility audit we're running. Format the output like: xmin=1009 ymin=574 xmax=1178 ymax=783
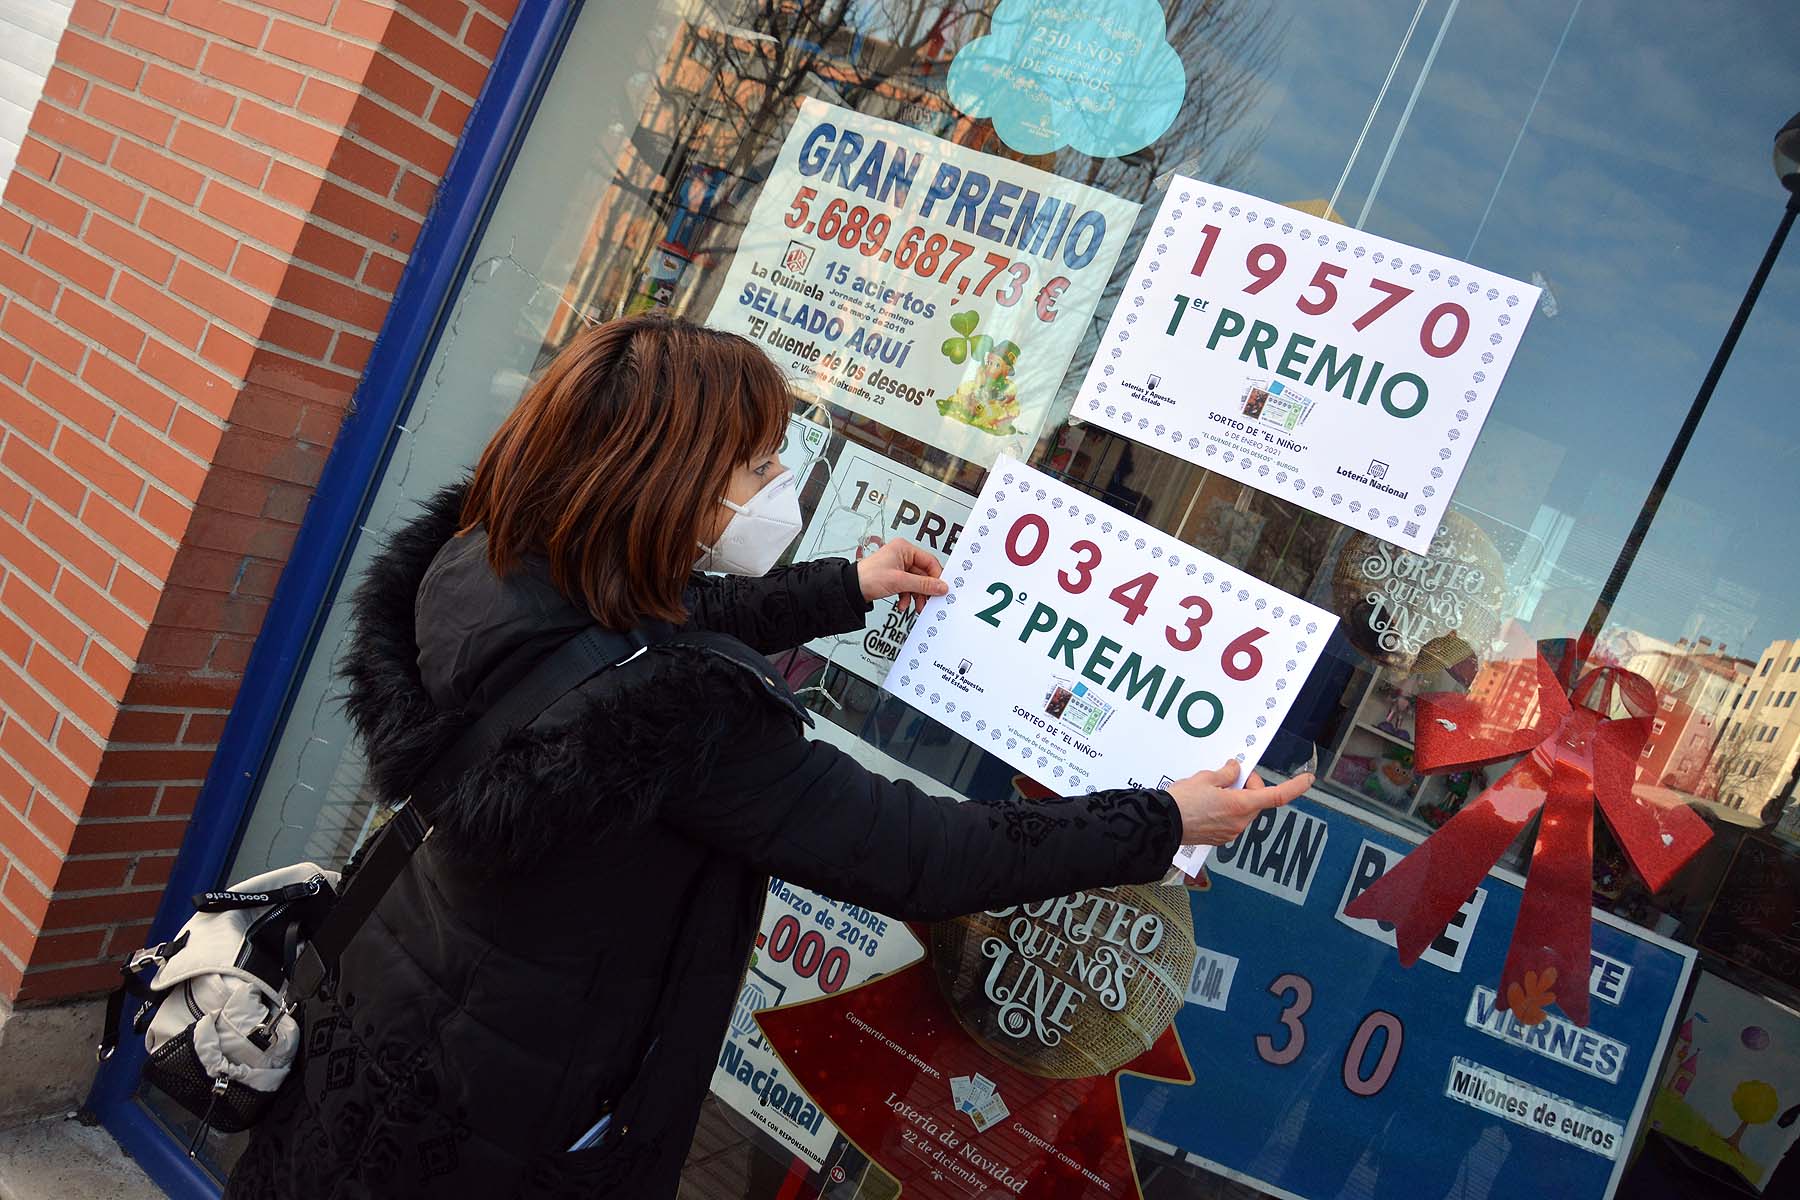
xmin=126 ymin=945 xmax=167 ymax=973
xmin=288 ymin=943 xmax=327 ymax=1004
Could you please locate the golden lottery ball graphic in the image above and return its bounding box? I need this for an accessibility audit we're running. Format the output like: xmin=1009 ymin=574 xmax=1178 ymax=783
xmin=929 ymin=884 xmax=1196 ymax=1078
xmin=1331 ymin=511 xmax=1505 ymax=673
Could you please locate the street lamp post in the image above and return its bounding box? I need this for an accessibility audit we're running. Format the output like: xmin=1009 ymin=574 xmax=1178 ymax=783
xmin=1580 ymin=113 xmax=1800 ymax=656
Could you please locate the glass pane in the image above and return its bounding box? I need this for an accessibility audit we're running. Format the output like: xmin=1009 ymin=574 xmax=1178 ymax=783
xmin=213 ymin=0 xmax=1800 ymax=1196
xmin=163 ymin=2 xmax=708 ymax=1177
xmin=226 ymin=1 xmax=701 ymax=880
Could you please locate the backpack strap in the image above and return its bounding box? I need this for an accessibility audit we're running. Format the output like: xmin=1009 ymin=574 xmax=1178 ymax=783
xmin=287 ymin=625 xmax=654 ymax=1002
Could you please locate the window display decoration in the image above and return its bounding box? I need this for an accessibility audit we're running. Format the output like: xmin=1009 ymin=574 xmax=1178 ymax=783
xmin=1649 ymin=970 xmax=1800 ymax=1193
xmin=1345 ymin=636 xmax=1713 ymax=1026
xmin=946 ymin=0 xmax=1187 ymax=158
xmin=757 ymin=885 xmax=1195 ymax=1198
xmin=1124 ymin=794 xmax=1696 ymax=1200
xmin=711 ymin=877 xmax=922 ymax=1169
xmin=1329 ymin=511 xmax=1506 ymax=673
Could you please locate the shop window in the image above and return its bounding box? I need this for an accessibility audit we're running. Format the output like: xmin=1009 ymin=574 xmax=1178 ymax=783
xmin=191 ymin=1 xmax=1800 ymax=1197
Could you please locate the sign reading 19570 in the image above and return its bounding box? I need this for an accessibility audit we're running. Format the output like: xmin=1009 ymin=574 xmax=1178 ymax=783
xmin=1077 ymin=177 xmax=1541 ymax=555
xmin=887 ymin=458 xmax=1334 ymax=868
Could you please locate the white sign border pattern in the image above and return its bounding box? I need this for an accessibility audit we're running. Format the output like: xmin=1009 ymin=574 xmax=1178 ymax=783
xmin=893 ymin=463 xmax=1325 ymax=787
xmin=1083 ymin=185 xmax=1531 ymax=545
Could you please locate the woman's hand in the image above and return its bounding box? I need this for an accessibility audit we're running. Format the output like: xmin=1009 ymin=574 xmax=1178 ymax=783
xmin=857 ymin=538 xmax=950 ymax=614
xmin=1166 ymin=759 xmax=1314 ymax=846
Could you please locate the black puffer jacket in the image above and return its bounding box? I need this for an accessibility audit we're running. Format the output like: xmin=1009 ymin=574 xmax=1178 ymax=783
xmin=225 ymin=483 xmax=1182 ymax=1199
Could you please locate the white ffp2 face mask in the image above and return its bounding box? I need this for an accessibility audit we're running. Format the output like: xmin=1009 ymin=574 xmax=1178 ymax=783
xmin=696 ymin=469 xmax=803 ymax=575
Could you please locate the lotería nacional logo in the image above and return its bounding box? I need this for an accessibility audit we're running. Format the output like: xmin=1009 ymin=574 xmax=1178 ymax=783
xmin=732 ymin=966 xmax=786 ymax=1045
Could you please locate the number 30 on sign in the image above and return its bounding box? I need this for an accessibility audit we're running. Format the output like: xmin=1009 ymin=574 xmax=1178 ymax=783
xmin=886 ymin=457 xmax=1335 ymax=848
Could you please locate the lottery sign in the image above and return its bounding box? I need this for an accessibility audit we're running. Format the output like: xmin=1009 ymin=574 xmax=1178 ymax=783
xmin=1123 ymin=794 xmax=1695 ymax=1200
xmin=885 ymin=457 xmax=1334 ymax=868
xmin=1077 ymin=177 xmax=1540 ymax=554
xmin=708 ymin=98 xmax=1139 ymax=466
xmin=792 ymin=446 xmax=975 ymax=684
xmin=710 ymin=879 xmax=920 ymax=1169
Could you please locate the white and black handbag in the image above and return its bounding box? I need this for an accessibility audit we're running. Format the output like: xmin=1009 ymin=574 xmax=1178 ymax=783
xmin=99 ymin=626 xmax=656 ymax=1152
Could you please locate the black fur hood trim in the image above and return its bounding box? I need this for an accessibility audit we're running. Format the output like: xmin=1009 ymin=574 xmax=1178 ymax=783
xmin=338 ymin=482 xmax=796 ymax=870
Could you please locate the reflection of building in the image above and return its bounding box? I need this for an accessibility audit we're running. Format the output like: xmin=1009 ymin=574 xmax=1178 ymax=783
xmin=1619 ymin=636 xmax=1751 ymax=795
xmin=549 ymin=11 xmax=965 ymax=345
xmin=1465 ymin=652 xmax=1544 ymax=735
xmin=1714 ymin=637 xmax=1800 ymax=821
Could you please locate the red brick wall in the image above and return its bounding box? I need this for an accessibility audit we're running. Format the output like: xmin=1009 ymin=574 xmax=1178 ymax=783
xmin=0 ymin=0 xmax=515 ymax=1004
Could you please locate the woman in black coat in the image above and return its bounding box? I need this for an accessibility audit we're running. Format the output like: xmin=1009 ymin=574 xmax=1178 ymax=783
xmin=225 ymin=316 xmax=1310 ymax=1199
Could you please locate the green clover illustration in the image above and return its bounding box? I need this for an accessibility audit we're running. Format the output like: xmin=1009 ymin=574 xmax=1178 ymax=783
xmin=940 ymin=310 xmax=1019 ymax=367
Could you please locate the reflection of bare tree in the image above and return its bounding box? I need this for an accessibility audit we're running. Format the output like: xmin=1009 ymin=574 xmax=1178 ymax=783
xmin=679 ymin=1 xmax=994 ymax=275
xmin=559 ymin=1 xmax=1283 ymax=347
xmin=1018 ymin=0 xmax=1282 ymax=429
xmin=561 ymin=3 xmax=847 ymax=331
xmin=976 ymin=0 xmax=1283 ymax=351
xmin=1707 ymin=726 xmax=1774 ymax=813
xmin=564 ymin=1 xmax=994 ymax=329
xmin=1067 ymin=0 xmax=1283 ymax=202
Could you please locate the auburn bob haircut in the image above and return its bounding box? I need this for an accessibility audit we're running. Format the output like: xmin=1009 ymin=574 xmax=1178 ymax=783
xmin=460 ymin=315 xmax=790 ymax=629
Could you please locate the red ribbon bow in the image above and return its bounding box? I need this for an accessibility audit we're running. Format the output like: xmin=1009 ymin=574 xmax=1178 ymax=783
xmin=1343 ymin=638 xmax=1711 ymax=1025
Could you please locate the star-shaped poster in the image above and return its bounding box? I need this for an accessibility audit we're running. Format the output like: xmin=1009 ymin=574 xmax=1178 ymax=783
xmin=757 ymin=886 xmax=1196 ymax=1198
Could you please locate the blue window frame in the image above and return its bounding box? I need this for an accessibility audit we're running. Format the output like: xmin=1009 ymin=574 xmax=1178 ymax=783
xmin=84 ymin=6 xmax=582 ymax=1195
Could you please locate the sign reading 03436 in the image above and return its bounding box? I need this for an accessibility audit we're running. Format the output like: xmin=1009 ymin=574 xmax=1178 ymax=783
xmin=886 ymin=457 xmax=1335 ymax=871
